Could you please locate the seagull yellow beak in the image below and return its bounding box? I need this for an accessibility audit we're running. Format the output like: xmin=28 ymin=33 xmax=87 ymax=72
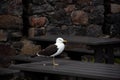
xmin=63 ymin=40 xmax=67 ymax=43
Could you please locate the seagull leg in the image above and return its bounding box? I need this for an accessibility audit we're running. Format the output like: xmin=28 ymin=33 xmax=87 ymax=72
xmin=52 ymin=57 xmax=59 ymax=66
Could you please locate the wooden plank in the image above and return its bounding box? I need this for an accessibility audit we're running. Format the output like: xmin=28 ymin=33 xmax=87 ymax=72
xmin=10 ymin=59 xmax=120 ymax=80
xmin=0 ymin=68 xmax=19 ymax=75
xmin=12 ymin=54 xmax=52 ymax=63
xmin=65 ymin=48 xmax=94 ymax=54
xmin=29 ymin=35 xmax=120 ymax=46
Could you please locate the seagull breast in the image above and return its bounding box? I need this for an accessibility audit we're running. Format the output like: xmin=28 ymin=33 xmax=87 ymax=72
xmin=50 ymin=42 xmax=65 ymax=57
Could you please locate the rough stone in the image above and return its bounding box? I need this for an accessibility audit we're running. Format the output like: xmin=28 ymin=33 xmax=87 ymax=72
xmin=0 ymin=44 xmax=17 ymax=67
xmin=64 ymin=4 xmax=76 ymax=13
xmin=106 ymin=13 xmax=120 ymax=24
xmin=28 ymin=27 xmax=46 ymax=38
xmin=77 ymin=0 xmax=92 ymax=5
xmin=72 ymin=25 xmax=87 ymax=36
xmin=29 ymin=15 xmax=48 ymax=27
xmin=0 ymin=15 xmax=23 ymax=29
xmin=0 ymin=0 xmax=23 ymax=16
xmin=75 ymin=0 xmax=92 ymax=9
xmin=51 ymin=9 xmax=67 ymax=25
xmin=71 ymin=10 xmax=88 ymax=25
xmin=0 ymin=30 xmax=7 ymax=41
xmin=46 ymin=25 xmax=62 ymax=35
xmin=92 ymin=0 xmax=104 ymax=6
xmin=89 ymin=5 xmax=104 ymax=25
xmin=32 ymin=0 xmax=46 ymax=5
xmin=60 ymin=25 xmax=70 ymax=35
xmin=111 ymin=3 xmax=120 ymax=13
xmin=21 ymin=39 xmax=41 ymax=56
xmin=55 ymin=2 xmax=67 ymax=9
xmin=111 ymin=0 xmax=120 ymax=4
xmin=86 ymin=24 xmax=103 ymax=37
xmin=32 ymin=4 xmax=54 ymax=14
xmin=110 ymin=24 xmax=120 ymax=38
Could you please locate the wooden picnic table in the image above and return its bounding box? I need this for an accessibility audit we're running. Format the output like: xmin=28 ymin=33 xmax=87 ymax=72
xmin=10 ymin=59 xmax=120 ymax=80
xmin=29 ymin=35 xmax=120 ymax=64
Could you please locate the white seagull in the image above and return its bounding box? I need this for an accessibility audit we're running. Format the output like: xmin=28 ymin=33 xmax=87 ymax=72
xmin=35 ymin=37 xmax=67 ymax=66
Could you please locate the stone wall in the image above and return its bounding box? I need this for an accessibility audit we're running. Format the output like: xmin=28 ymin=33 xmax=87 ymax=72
xmin=0 ymin=0 xmax=23 ymax=42
xmin=109 ymin=0 xmax=120 ymax=37
xmin=0 ymin=0 xmax=23 ymax=67
xmin=0 ymin=0 xmax=120 ymax=40
xmin=0 ymin=0 xmax=120 ymax=51
xmin=103 ymin=0 xmax=120 ymax=38
xmin=28 ymin=0 xmax=104 ymax=37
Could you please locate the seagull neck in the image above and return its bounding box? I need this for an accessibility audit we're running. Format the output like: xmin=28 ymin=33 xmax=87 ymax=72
xmin=55 ymin=42 xmax=63 ymax=45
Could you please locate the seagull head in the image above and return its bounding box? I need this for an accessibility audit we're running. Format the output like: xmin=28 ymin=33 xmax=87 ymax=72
xmin=56 ymin=37 xmax=67 ymax=43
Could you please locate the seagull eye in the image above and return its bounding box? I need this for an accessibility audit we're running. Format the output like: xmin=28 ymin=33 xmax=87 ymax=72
xmin=59 ymin=39 xmax=63 ymax=41
xmin=59 ymin=39 xmax=62 ymax=41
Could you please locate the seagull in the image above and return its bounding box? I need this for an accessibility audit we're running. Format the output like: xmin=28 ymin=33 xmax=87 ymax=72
xmin=35 ymin=37 xmax=67 ymax=66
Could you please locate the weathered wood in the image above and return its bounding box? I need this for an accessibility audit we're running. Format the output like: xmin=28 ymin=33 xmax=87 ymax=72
xmin=0 ymin=68 xmax=19 ymax=80
xmin=0 ymin=68 xmax=19 ymax=75
xmin=12 ymin=54 xmax=52 ymax=64
xmin=10 ymin=59 xmax=120 ymax=80
xmin=29 ymin=35 xmax=120 ymax=46
xmin=65 ymin=48 xmax=94 ymax=55
xmin=65 ymin=48 xmax=94 ymax=60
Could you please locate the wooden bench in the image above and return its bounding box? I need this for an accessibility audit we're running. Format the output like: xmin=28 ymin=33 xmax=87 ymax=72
xmin=0 ymin=68 xmax=19 ymax=80
xmin=65 ymin=48 xmax=120 ymax=60
xmin=29 ymin=35 xmax=120 ymax=64
xmin=10 ymin=59 xmax=120 ymax=80
xmin=12 ymin=54 xmax=52 ymax=64
xmin=65 ymin=48 xmax=94 ymax=60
